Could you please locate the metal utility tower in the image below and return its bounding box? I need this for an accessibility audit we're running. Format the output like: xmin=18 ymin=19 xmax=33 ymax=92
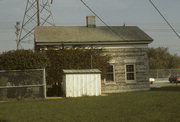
xmin=18 ymin=0 xmax=55 ymax=48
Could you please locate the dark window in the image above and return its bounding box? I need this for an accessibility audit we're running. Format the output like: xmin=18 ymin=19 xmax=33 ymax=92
xmin=126 ymin=64 xmax=135 ymax=80
xmin=106 ymin=65 xmax=114 ymax=81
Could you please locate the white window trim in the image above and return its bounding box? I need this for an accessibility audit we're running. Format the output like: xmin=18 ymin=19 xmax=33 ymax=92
xmin=125 ymin=64 xmax=136 ymax=83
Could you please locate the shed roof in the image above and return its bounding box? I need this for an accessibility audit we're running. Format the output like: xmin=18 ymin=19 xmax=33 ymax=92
xmin=63 ymin=69 xmax=101 ymax=74
xmin=35 ymin=26 xmax=153 ymax=43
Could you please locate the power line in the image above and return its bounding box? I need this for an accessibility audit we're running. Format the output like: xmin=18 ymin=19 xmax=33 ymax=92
xmin=148 ymin=0 xmax=180 ymax=38
xmin=143 ymin=28 xmax=180 ymax=32
xmin=80 ymin=0 xmax=124 ymax=40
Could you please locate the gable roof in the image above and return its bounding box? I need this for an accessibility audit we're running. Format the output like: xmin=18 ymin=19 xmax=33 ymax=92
xmin=35 ymin=26 xmax=153 ymax=44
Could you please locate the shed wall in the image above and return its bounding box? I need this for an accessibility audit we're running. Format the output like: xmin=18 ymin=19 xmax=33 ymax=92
xmin=63 ymin=74 xmax=101 ymax=97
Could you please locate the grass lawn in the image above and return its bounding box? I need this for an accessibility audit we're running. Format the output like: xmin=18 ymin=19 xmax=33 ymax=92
xmin=0 ymin=86 xmax=180 ymax=122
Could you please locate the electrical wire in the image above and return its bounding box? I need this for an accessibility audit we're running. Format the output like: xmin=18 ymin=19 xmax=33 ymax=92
xmin=148 ymin=0 xmax=180 ymax=38
xmin=80 ymin=0 xmax=124 ymax=40
xmin=80 ymin=0 xmax=180 ymax=55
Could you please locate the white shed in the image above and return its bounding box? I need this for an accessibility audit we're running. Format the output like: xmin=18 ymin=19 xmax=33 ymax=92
xmin=62 ymin=69 xmax=101 ymax=97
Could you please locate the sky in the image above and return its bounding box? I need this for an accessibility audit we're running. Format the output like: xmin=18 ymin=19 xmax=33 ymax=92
xmin=0 ymin=0 xmax=180 ymax=55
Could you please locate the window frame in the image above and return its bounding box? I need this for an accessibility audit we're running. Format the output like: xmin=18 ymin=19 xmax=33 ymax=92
xmin=106 ymin=64 xmax=115 ymax=82
xmin=125 ymin=64 xmax=136 ymax=83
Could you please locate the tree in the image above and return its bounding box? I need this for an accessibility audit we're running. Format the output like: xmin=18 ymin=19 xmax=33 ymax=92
xmin=0 ymin=50 xmax=49 ymax=98
xmin=45 ymin=49 xmax=110 ymax=85
xmin=0 ymin=49 xmax=111 ymax=86
xmin=0 ymin=50 xmax=48 ymax=70
xmin=148 ymin=47 xmax=180 ymax=69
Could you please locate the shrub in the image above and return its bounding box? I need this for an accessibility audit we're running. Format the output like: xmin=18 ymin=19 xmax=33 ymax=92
xmin=0 ymin=49 xmax=110 ymax=86
xmin=45 ymin=49 xmax=110 ymax=85
xmin=0 ymin=50 xmax=48 ymax=70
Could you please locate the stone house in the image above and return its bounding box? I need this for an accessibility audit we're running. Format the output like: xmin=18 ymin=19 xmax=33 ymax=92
xmin=34 ymin=16 xmax=153 ymax=93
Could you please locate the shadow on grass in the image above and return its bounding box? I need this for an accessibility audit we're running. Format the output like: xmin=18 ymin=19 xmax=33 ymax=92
xmin=151 ymin=86 xmax=180 ymax=92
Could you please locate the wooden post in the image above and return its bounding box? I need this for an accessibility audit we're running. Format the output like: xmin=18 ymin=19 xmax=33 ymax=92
xmin=43 ymin=68 xmax=47 ymax=98
xmin=37 ymin=0 xmax=40 ymax=26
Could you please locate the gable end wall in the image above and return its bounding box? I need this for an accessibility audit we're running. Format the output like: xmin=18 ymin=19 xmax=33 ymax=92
xmin=102 ymin=47 xmax=150 ymax=93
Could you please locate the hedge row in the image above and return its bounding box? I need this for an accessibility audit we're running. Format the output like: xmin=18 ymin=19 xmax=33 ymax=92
xmin=0 ymin=49 xmax=110 ymax=85
xmin=45 ymin=49 xmax=110 ymax=85
xmin=0 ymin=50 xmax=48 ymax=70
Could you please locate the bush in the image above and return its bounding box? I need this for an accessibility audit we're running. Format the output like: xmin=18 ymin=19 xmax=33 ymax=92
xmin=0 ymin=50 xmax=48 ymax=70
xmin=45 ymin=49 xmax=110 ymax=85
xmin=0 ymin=49 xmax=110 ymax=86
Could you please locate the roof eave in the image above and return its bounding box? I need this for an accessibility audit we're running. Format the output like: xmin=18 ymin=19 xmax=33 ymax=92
xmin=35 ymin=40 xmax=153 ymax=46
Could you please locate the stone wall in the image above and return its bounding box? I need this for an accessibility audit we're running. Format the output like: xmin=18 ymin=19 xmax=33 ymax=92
xmin=102 ymin=47 xmax=150 ymax=93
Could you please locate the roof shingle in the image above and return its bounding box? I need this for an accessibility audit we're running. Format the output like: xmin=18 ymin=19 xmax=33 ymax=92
xmin=35 ymin=26 xmax=153 ymax=43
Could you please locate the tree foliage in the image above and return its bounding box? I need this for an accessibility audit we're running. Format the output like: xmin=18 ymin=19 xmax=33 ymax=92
xmin=45 ymin=49 xmax=110 ymax=85
xmin=0 ymin=50 xmax=49 ymax=98
xmin=148 ymin=47 xmax=180 ymax=69
xmin=0 ymin=49 xmax=110 ymax=85
xmin=0 ymin=50 xmax=48 ymax=70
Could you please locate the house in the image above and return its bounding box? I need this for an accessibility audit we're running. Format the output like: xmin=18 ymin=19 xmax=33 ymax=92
xmin=34 ymin=16 xmax=153 ymax=93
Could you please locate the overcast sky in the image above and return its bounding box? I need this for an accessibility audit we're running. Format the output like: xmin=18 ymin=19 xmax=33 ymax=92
xmin=0 ymin=0 xmax=180 ymax=55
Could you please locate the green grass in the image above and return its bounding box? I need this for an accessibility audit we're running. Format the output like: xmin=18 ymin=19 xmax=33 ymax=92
xmin=0 ymin=86 xmax=180 ymax=122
